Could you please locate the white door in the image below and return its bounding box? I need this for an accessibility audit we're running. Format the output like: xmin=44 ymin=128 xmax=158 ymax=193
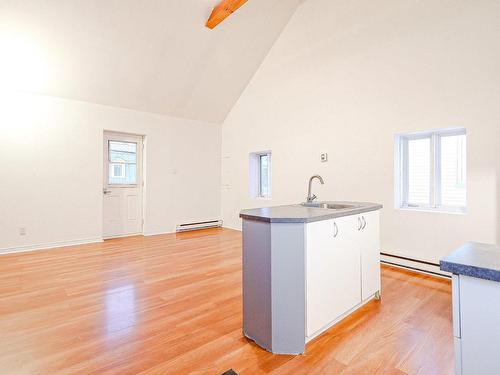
xmin=103 ymin=132 xmax=143 ymax=238
xmin=359 ymin=211 xmax=381 ymax=300
xmin=306 ymin=215 xmax=362 ymax=337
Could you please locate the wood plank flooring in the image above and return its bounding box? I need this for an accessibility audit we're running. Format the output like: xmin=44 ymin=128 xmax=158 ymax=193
xmin=0 ymin=228 xmax=454 ymax=375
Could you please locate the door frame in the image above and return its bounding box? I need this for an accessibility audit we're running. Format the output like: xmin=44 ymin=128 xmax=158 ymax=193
xmin=102 ymin=130 xmax=146 ymax=239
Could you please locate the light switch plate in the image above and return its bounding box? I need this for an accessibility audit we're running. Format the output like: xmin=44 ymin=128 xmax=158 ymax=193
xmin=320 ymin=153 xmax=328 ymax=162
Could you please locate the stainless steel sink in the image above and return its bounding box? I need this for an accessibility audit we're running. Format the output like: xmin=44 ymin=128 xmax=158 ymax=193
xmin=301 ymin=202 xmax=358 ymax=210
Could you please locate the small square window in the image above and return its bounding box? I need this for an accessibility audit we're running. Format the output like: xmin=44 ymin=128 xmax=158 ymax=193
xmin=249 ymin=151 xmax=272 ymax=199
xmin=395 ymin=128 xmax=466 ymax=213
xmin=111 ymin=164 xmax=125 ymax=178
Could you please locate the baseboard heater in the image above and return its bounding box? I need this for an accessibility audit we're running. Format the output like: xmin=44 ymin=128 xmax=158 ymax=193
xmin=176 ymin=220 xmax=223 ymax=232
xmin=380 ymin=252 xmax=451 ymax=278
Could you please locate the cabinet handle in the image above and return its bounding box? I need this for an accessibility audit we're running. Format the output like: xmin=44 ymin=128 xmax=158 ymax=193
xmin=358 ymin=217 xmax=362 ymax=231
xmin=333 ymin=222 xmax=338 ymax=237
xmin=362 ymin=216 xmax=367 ymax=230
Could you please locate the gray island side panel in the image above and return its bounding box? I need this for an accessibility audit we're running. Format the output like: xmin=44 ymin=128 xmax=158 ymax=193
xmin=271 ymin=222 xmax=306 ymax=355
xmin=242 ymin=220 xmax=272 ymax=351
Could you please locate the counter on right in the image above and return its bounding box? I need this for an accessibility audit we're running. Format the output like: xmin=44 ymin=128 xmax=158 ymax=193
xmin=440 ymin=242 xmax=500 ymax=375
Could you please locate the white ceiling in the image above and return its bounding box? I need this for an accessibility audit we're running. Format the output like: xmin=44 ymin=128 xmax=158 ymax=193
xmin=0 ymin=0 xmax=303 ymax=124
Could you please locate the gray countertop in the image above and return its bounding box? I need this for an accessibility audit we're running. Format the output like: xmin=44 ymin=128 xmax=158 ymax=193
xmin=440 ymin=242 xmax=500 ymax=282
xmin=239 ymin=201 xmax=383 ymax=223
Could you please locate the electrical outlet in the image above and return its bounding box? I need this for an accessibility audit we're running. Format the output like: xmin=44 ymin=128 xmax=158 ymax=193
xmin=320 ymin=153 xmax=328 ymax=162
xmin=19 ymin=227 xmax=26 ymax=236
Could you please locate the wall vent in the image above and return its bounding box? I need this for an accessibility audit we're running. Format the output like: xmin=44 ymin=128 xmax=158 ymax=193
xmin=176 ymin=220 xmax=223 ymax=232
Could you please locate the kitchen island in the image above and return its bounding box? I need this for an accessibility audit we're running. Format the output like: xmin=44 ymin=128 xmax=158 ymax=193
xmin=440 ymin=242 xmax=500 ymax=375
xmin=240 ymin=201 xmax=383 ymax=355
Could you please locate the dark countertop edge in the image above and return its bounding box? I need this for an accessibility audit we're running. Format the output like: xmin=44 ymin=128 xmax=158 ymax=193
xmin=239 ymin=204 xmax=383 ymax=223
xmin=439 ymin=242 xmax=500 ymax=283
xmin=440 ymin=260 xmax=500 ymax=283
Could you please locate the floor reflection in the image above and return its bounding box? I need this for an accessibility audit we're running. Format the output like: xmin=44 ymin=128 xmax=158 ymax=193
xmin=105 ymin=284 xmax=137 ymax=336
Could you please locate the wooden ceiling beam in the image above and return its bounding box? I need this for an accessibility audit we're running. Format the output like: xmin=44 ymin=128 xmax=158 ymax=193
xmin=205 ymin=0 xmax=248 ymax=29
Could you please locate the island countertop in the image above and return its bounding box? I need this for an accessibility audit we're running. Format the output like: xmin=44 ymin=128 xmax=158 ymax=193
xmin=239 ymin=201 xmax=383 ymax=223
xmin=440 ymin=242 xmax=500 ymax=282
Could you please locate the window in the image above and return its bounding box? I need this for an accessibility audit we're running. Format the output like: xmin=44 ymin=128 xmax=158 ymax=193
xmin=249 ymin=151 xmax=272 ymax=198
xmin=259 ymin=154 xmax=270 ymax=197
xmin=111 ymin=164 xmax=125 ymax=178
xmin=395 ymin=128 xmax=466 ymax=213
xmin=108 ymin=140 xmax=137 ymax=185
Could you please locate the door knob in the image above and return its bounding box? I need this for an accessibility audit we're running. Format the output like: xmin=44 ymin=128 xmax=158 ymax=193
xmin=103 ymin=188 xmax=112 ymax=195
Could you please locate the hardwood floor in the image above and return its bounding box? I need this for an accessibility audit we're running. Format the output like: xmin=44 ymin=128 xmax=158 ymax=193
xmin=0 ymin=228 xmax=453 ymax=375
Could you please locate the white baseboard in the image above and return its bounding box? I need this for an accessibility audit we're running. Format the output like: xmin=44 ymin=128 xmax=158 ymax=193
xmin=222 ymin=225 xmax=242 ymax=231
xmin=103 ymin=232 xmax=143 ymax=240
xmin=143 ymin=230 xmax=175 ymax=237
xmin=0 ymin=237 xmax=103 ymax=256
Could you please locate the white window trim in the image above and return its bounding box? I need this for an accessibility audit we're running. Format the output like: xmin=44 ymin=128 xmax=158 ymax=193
xmin=395 ymin=127 xmax=466 ymax=214
xmin=249 ymin=151 xmax=272 ymax=199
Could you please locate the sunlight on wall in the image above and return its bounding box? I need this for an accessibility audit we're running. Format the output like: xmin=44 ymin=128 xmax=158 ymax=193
xmin=0 ymin=30 xmax=51 ymax=93
xmin=495 ymin=171 xmax=500 ymax=245
xmin=0 ymin=92 xmax=49 ymax=146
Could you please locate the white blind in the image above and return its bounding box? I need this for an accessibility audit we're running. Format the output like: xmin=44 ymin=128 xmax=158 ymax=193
xmin=407 ymin=137 xmax=431 ymax=205
xmin=440 ymin=134 xmax=466 ymax=207
xmin=259 ymin=154 xmax=270 ymax=197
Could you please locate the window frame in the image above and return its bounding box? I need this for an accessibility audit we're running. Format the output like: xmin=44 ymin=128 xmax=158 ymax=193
xmin=107 ymin=140 xmax=138 ymax=187
xmin=249 ymin=151 xmax=272 ymax=199
xmin=395 ymin=127 xmax=466 ymax=213
xmin=258 ymin=153 xmax=270 ymax=198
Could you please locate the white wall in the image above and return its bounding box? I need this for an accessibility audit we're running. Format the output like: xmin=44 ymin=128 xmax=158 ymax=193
xmin=221 ymin=0 xmax=500 ymax=263
xmin=0 ymin=92 xmax=221 ymax=253
xmin=0 ymin=0 xmax=303 ymax=124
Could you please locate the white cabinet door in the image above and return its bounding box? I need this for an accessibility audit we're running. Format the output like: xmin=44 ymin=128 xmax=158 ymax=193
xmin=359 ymin=211 xmax=380 ymax=300
xmin=459 ymin=275 xmax=500 ymax=374
xmin=306 ymin=215 xmax=361 ymax=337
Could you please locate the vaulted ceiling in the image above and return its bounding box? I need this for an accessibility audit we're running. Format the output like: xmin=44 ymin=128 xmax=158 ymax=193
xmin=0 ymin=0 xmax=303 ymax=123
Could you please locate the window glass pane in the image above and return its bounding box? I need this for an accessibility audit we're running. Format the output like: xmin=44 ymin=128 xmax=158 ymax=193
xmin=109 ymin=141 xmax=137 ymax=164
xmin=440 ymin=134 xmax=466 ymax=207
xmin=407 ymin=137 xmax=431 ymax=205
xmin=109 ymin=164 xmax=137 ymax=185
xmin=113 ymin=164 xmax=123 ymax=177
xmin=260 ymin=154 xmax=269 ymax=197
xmin=108 ymin=141 xmax=137 ymax=185
xmin=109 ymin=141 xmax=136 ymax=153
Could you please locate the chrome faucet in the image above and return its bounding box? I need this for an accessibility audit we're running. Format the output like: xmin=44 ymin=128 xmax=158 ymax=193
xmin=307 ymin=175 xmax=325 ymax=202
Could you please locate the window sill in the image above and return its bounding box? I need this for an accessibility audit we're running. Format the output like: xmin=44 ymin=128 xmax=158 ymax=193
xmin=396 ymin=206 xmax=467 ymax=215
